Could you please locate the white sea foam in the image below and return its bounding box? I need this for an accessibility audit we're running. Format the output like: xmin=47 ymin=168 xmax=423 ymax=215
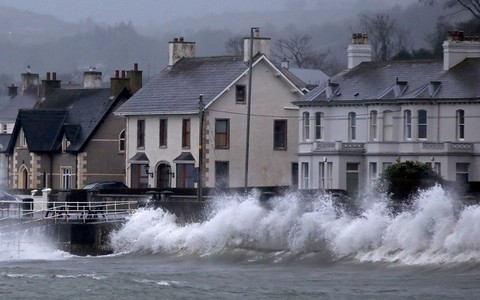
xmin=0 ymin=230 xmax=71 ymax=262
xmin=110 ymin=185 xmax=480 ymax=265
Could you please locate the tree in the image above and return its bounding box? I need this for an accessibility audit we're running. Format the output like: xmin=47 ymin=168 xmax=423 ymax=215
xmin=359 ymin=13 xmax=411 ymax=61
xmin=381 ymin=160 xmax=443 ymax=203
xmin=225 ymin=36 xmax=244 ymax=56
xmin=272 ymin=33 xmax=329 ymax=69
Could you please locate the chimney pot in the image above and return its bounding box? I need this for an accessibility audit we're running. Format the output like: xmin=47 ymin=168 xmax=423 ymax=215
xmin=115 ymin=70 xmax=119 ymax=78
xmin=173 ymin=37 xmax=178 ymax=42
xmin=121 ymin=70 xmax=126 ymax=78
xmin=46 ymin=72 xmax=51 ymax=80
xmin=52 ymin=72 xmax=56 ymax=80
xmin=134 ymin=63 xmax=138 ymax=71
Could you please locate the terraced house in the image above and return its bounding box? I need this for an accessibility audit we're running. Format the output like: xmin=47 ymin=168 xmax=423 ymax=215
xmin=295 ymin=31 xmax=480 ymax=197
xmin=115 ymin=29 xmax=306 ymax=189
xmin=7 ymin=67 xmax=141 ymax=189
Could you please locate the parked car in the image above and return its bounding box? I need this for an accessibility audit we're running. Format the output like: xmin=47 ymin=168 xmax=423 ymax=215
xmin=82 ymin=181 xmax=128 ymax=190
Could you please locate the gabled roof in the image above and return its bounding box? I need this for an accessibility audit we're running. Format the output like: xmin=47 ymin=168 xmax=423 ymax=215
xmin=7 ymin=88 xmax=131 ymax=154
xmin=15 ymin=110 xmax=67 ymax=152
xmin=298 ymin=58 xmax=480 ymax=104
xmin=115 ymin=55 xmax=305 ymax=115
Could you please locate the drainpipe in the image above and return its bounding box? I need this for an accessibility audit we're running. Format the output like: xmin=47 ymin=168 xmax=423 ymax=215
xmin=49 ymin=153 xmax=53 ymax=188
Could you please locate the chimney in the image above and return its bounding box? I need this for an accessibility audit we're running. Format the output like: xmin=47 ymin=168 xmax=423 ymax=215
xmin=21 ymin=66 xmax=40 ymax=95
xmin=243 ymin=28 xmax=271 ymax=62
xmin=443 ymin=30 xmax=480 ymax=70
xmin=281 ymin=59 xmax=289 ymax=69
xmin=7 ymin=84 xmax=17 ymax=98
xmin=168 ymin=37 xmax=196 ymax=66
xmin=347 ymin=33 xmax=372 ymax=69
xmin=83 ymin=67 xmax=103 ymax=88
xmin=126 ymin=63 xmax=143 ymax=94
xmin=110 ymin=69 xmax=130 ymax=97
xmin=41 ymin=72 xmax=61 ymax=98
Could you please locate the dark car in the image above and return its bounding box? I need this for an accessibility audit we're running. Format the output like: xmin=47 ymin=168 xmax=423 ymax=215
xmin=82 ymin=181 xmax=128 ymax=190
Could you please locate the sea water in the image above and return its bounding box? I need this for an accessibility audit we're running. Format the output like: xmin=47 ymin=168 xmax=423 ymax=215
xmin=2 ymin=185 xmax=480 ymax=299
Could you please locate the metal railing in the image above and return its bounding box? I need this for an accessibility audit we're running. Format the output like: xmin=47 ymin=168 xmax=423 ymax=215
xmin=0 ymin=200 xmax=139 ymax=225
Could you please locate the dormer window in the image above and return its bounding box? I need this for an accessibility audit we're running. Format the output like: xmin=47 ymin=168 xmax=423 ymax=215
xmin=428 ymin=81 xmax=441 ymax=97
xmin=235 ymin=85 xmax=246 ymax=104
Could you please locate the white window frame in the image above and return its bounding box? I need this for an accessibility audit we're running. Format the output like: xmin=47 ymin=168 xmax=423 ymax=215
xmin=61 ymin=166 xmax=74 ymax=189
xmin=383 ymin=110 xmax=393 ymax=141
xmin=370 ymin=110 xmax=377 ymax=141
xmin=404 ymin=110 xmax=412 ymax=140
xmin=418 ymin=109 xmax=427 ymax=139
xmin=301 ymin=162 xmax=309 ymax=189
xmin=315 ymin=112 xmax=324 ymax=140
xmin=456 ymin=109 xmax=465 ymax=141
xmin=303 ymin=112 xmax=310 ymax=141
xmin=348 ymin=112 xmax=356 ymax=141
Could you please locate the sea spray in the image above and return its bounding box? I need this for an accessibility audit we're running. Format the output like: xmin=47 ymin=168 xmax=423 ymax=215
xmin=110 ymin=186 xmax=480 ymax=264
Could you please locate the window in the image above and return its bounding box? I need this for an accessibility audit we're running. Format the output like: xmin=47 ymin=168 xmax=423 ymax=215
xmin=236 ymin=85 xmax=246 ymax=104
xmin=159 ymin=119 xmax=168 ymax=147
xmin=215 ymin=161 xmax=229 ymax=188
xmin=369 ymin=162 xmax=377 ymax=179
xmin=434 ymin=162 xmax=441 ymax=175
xmin=348 ymin=112 xmax=356 ymax=141
xmin=319 ymin=161 xmax=333 ymax=189
xmin=119 ymin=130 xmax=125 ymax=152
xmin=315 ymin=112 xmax=324 ymax=140
xmin=456 ymin=163 xmax=469 ymax=182
xmin=456 ymin=109 xmax=465 ymax=140
xmin=61 ymin=166 xmax=74 ymax=189
xmin=137 ymin=119 xmax=145 ymax=148
xmin=301 ymin=162 xmax=309 ymax=189
xmin=176 ymin=163 xmax=196 ymax=188
xmin=418 ymin=110 xmax=427 ymax=139
xmin=131 ymin=164 xmax=149 ymax=188
xmin=182 ymin=119 xmax=191 ymax=148
xmin=382 ymin=162 xmax=392 ymax=171
xmin=2 ymin=124 xmax=7 ymax=133
xmin=383 ymin=110 xmax=393 ymax=141
xmin=215 ymin=119 xmax=229 ymax=149
xmin=274 ymin=120 xmax=287 ymax=150
xmin=404 ymin=110 xmax=412 ymax=140
xmin=303 ymin=112 xmax=310 ymax=141
xmin=370 ymin=111 xmax=377 ymax=141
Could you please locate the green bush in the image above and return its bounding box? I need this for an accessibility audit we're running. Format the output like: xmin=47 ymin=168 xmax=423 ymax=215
xmin=381 ymin=160 xmax=443 ymax=203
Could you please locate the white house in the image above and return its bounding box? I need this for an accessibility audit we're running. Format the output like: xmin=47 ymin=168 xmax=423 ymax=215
xmin=115 ymin=30 xmax=306 ymax=189
xmin=294 ymin=31 xmax=480 ymax=196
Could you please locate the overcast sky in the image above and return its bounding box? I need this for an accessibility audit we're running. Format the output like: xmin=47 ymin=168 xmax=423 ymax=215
xmin=0 ymin=0 xmax=415 ymax=27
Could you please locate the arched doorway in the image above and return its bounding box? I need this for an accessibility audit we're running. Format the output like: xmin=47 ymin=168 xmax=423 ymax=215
xmin=19 ymin=165 xmax=28 ymax=189
xmin=156 ymin=162 xmax=172 ymax=188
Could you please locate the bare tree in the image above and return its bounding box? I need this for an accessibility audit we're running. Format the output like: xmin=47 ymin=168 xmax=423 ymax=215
xmin=272 ymin=33 xmax=330 ymax=69
xmin=419 ymin=0 xmax=480 ymax=19
xmin=360 ymin=13 xmax=411 ymax=61
xmin=225 ymin=36 xmax=244 ymax=55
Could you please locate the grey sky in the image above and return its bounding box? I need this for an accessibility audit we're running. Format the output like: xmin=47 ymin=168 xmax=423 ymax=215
xmin=0 ymin=0 xmax=415 ymax=27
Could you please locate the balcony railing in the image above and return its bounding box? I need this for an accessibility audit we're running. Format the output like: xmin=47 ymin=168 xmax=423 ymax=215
xmin=314 ymin=141 xmax=365 ymax=152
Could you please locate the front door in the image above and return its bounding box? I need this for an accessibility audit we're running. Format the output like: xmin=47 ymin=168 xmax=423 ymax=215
xmin=157 ymin=163 xmax=171 ymax=188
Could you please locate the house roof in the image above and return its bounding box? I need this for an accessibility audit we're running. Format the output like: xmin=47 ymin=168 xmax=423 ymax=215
xmin=116 ymin=56 xmax=248 ymax=115
xmin=0 ymin=93 xmax=38 ymax=122
xmin=115 ymin=55 xmax=306 ymax=115
xmin=0 ymin=133 xmax=11 ymax=153
xmin=8 ymin=88 xmax=130 ymax=153
xmin=298 ymin=58 xmax=480 ymax=104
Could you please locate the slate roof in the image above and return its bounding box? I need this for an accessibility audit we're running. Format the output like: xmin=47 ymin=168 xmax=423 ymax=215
xmin=8 ymin=88 xmax=130 ymax=153
xmin=0 ymin=133 xmax=11 ymax=153
xmin=0 ymin=94 xmax=38 ymax=122
xmin=297 ymin=57 xmax=480 ymax=104
xmin=116 ymin=55 xmax=255 ymax=115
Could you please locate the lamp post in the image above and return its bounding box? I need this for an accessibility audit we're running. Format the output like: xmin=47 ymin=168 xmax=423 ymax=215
xmin=244 ymin=27 xmax=259 ymax=194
